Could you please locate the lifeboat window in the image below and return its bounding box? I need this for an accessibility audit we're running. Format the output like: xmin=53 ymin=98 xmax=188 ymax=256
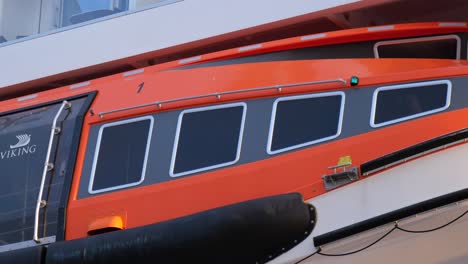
xmin=374 ymin=35 xmax=460 ymax=59
xmin=267 ymin=92 xmax=345 ymax=155
xmin=371 ymin=80 xmax=451 ymax=128
xmin=89 ymin=116 xmax=154 ymax=194
xmin=170 ymin=103 xmax=246 ymax=177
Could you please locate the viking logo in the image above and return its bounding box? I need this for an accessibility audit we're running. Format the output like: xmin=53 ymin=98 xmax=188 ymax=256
xmin=10 ymin=134 xmax=31 ymax=149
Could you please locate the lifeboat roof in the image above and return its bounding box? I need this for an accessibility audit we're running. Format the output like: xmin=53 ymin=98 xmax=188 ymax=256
xmin=157 ymin=21 xmax=468 ymax=70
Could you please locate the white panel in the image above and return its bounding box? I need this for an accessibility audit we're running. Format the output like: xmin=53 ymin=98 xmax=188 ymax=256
xmin=278 ymin=202 xmax=468 ymax=264
xmin=311 ymin=143 xmax=468 ymax=236
xmin=1 ymin=0 xmax=41 ymax=41
xmin=270 ymin=143 xmax=468 ymax=264
xmin=0 ymin=0 xmax=366 ymax=89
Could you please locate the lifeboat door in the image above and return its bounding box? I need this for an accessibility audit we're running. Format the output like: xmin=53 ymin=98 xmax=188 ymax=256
xmin=0 ymin=95 xmax=93 ymax=249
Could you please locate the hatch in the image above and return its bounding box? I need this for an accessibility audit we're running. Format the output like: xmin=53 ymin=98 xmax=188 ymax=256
xmin=0 ymin=94 xmax=93 ymax=250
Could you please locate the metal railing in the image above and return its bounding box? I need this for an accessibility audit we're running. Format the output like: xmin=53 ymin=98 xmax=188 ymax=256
xmin=33 ymin=100 xmax=71 ymax=243
xmin=98 ymin=78 xmax=348 ymax=118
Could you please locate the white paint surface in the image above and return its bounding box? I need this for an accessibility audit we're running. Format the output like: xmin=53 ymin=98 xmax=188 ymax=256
xmin=0 ymin=0 xmax=367 ymax=89
xmin=270 ymin=143 xmax=468 ymax=264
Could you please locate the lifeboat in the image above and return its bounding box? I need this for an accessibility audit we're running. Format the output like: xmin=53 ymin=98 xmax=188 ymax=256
xmin=0 ymin=22 xmax=467 ymax=264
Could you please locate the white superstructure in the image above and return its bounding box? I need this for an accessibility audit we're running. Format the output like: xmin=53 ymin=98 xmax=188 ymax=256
xmin=0 ymin=0 xmax=466 ymax=97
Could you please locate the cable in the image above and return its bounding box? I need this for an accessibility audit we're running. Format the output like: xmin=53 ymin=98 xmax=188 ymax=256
xmin=294 ymin=224 xmax=397 ymax=262
xmin=396 ymin=210 xmax=468 ymax=233
xmin=293 ymin=209 xmax=467 ymax=263
xmin=293 ymin=248 xmax=321 ymax=264
xmin=318 ymin=225 xmax=397 ymax=257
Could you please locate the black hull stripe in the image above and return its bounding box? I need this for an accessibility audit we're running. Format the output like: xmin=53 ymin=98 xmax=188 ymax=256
xmin=314 ymin=188 xmax=468 ymax=246
xmin=1 ymin=193 xmax=315 ymax=264
xmin=361 ymin=128 xmax=468 ymax=175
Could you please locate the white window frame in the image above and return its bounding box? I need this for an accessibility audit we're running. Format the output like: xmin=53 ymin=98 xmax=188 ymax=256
xmin=267 ymin=91 xmax=345 ymax=155
xmin=170 ymin=102 xmax=247 ymax=178
xmin=373 ymin=35 xmax=461 ymax=59
xmin=88 ymin=115 xmax=154 ymax=194
xmin=370 ymin=80 xmax=452 ymax=128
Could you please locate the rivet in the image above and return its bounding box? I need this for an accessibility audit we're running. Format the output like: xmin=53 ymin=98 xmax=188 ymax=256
xmin=47 ymin=163 xmax=54 ymax=171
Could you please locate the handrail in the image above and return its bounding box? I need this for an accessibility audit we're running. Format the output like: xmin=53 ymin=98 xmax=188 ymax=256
xmin=34 ymin=100 xmax=71 ymax=243
xmin=98 ymin=78 xmax=347 ymax=118
xmin=361 ymin=128 xmax=468 ymax=176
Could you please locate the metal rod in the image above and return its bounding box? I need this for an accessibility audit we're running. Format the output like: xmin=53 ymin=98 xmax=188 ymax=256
xmin=99 ymin=78 xmax=347 ymax=118
xmin=33 ymin=101 xmax=70 ymax=243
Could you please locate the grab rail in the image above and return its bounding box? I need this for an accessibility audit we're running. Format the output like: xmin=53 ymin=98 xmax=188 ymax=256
xmin=34 ymin=100 xmax=71 ymax=243
xmin=98 ymin=78 xmax=347 ymax=118
xmin=361 ymin=128 xmax=468 ymax=176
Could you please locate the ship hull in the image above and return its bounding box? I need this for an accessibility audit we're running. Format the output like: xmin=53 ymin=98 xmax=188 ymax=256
xmin=271 ymin=142 xmax=468 ymax=263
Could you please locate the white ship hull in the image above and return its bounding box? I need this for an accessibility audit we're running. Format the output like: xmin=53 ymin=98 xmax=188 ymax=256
xmin=271 ymin=143 xmax=468 ymax=264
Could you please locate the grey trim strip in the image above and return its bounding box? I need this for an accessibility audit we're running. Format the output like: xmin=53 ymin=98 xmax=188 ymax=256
xmin=367 ymin=25 xmax=395 ymax=32
xmin=17 ymin=94 xmax=38 ymax=102
xmin=70 ymin=81 xmax=91 ymax=89
xmin=439 ymin=22 xmax=467 ymax=27
xmin=0 ymin=236 xmax=55 ymax=253
xmin=238 ymin=44 xmax=262 ymax=52
xmin=179 ymin=56 xmax=202 ymax=64
xmin=301 ymin=33 xmax=326 ymax=41
xmin=123 ymin=69 xmax=144 ymax=77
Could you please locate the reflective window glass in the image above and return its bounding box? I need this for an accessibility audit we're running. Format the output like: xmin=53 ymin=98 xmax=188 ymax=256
xmin=90 ymin=116 xmax=153 ymax=193
xmin=268 ymin=92 xmax=344 ymax=154
xmin=171 ymin=103 xmax=246 ymax=177
xmin=372 ymin=81 xmax=451 ymax=127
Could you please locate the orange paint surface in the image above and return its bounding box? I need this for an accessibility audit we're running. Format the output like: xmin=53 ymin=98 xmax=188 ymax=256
xmin=0 ymin=22 xmax=467 ymax=241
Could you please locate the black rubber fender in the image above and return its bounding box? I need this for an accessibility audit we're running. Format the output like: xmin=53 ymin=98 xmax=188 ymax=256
xmin=0 ymin=245 xmax=45 ymax=264
xmin=46 ymin=192 xmax=316 ymax=264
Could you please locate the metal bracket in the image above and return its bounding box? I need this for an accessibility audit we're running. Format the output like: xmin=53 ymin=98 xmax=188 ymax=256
xmin=322 ymin=167 xmax=359 ymax=191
